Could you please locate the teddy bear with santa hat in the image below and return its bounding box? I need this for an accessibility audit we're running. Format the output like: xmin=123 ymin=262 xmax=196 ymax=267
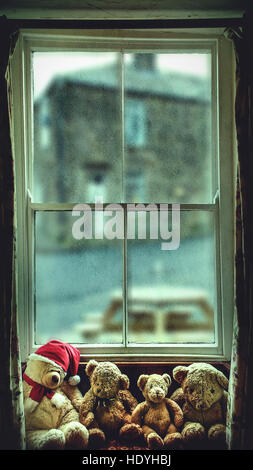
xmin=22 ymin=340 xmax=89 ymax=450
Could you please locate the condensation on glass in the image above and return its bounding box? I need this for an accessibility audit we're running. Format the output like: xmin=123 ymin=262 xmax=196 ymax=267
xmin=35 ymin=210 xmax=123 ymax=344
xmin=33 ymin=51 xmax=212 ymax=204
xmin=32 ymin=49 xmax=216 ymax=347
xmin=127 ymin=210 xmax=215 ymax=344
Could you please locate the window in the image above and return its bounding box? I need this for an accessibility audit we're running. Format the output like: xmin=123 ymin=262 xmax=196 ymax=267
xmin=11 ymin=30 xmax=235 ymax=361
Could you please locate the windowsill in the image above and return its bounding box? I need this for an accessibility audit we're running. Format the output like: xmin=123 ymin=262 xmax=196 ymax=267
xmin=21 ymin=359 xmax=230 ymax=449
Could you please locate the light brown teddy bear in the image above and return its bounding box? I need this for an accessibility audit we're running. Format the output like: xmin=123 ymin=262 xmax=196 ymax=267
xmin=131 ymin=373 xmax=183 ymax=449
xmin=171 ymin=363 xmax=228 ymax=448
xmin=79 ymin=360 xmax=143 ymax=447
xmin=23 ymin=341 xmax=89 ymax=450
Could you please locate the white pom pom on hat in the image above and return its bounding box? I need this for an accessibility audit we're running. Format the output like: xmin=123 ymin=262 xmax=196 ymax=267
xmin=29 ymin=340 xmax=81 ymax=385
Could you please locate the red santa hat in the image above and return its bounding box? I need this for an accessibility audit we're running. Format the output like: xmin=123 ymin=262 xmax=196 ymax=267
xmin=29 ymin=340 xmax=80 ymax=385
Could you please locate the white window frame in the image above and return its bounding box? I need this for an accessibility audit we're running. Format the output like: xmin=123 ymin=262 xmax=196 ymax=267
xmin=10 ymin=29 xmax=236 ymax=362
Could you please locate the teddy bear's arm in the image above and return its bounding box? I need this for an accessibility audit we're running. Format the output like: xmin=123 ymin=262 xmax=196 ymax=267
xmin=165 ymin=398 xmax=184 ymax=429
xmin=170 ymin=387 xmax=185 ymax=408
xmin=60 ymin=381 xmax=83 ymax=411
xmin=131 ymin=402 xmax=148 ymax=426
xmin=118 ymin=390 xmax=138 ymax=414
xmin=79 ymin=389 xmax=97 ymax=428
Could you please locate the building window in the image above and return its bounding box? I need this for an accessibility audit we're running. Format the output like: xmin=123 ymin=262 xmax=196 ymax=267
xmin=11 ymin=30 xmax=235 ymax=361
xmin=125 ymin=99 xmax=146 ymax=148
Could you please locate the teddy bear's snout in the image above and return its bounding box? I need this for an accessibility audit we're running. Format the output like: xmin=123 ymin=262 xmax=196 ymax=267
xmin=43 ymin=371 xmax=61 ymax=388
xmin=95 ymin=384 xmax=112 ymax=398
xmin=150 ymin=387 xmax=165 ymax=401
xmin=198 ymin=402 xmax=206 ymax=409
xmin=195 ymin=399 xmax=209 ymax=411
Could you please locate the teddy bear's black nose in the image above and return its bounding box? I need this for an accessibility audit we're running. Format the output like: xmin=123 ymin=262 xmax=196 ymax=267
xmin=97 ymin=388 xmax=101 ymax=393
xmin=52 ymin=375 xmax=59 ymax=383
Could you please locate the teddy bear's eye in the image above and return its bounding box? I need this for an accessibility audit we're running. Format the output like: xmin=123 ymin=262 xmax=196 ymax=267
xmin=210 ymin=388 xmax=215 ymax=394
xmin=189 ymin=388 xmax=194 ymax=394
xmin=150 ymin=384 xmax=153 ymax=389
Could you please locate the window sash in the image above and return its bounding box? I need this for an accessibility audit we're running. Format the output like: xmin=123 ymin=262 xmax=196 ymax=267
xmin=11 ymin=30 xmax=235 ymax=361
xmin=30 ymin=198 xmax=220 ymax=352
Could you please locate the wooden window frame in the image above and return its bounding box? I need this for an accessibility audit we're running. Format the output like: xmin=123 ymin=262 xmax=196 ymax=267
xmin=10 ymin=29 xmax=235 ymax=362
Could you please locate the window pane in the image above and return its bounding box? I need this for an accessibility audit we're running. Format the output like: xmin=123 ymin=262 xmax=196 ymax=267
xmin=33 ymin=52 xmax=122 ymax=203
xmin=124 ymin=52 xmax=213 ymax=203
xmin=35 ymin=210 xmax=123 ymax=344
xmin=127 ymin=209 xmax=216 ymax=344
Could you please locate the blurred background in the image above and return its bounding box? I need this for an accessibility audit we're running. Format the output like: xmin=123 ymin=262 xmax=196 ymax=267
xmin=33 ymin=51 xmax=215 ymax=345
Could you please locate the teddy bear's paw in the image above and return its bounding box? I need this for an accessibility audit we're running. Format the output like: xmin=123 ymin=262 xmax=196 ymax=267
xmin=147 ymin=432 xmax=164 ymax=449
xmin=208 ymin=424 xmax=226 ymax=440
xmin=208 ymin=424 xmax=226 ymax=448
xmin=164 ymin=432 xmax=183 ymax=449
xmin=182 ymin=423 xmax=205 ymax=443
xmin=51 ymin=392 xmax=66 ymax=408
xmin=88 ymin=428 xmax=106 ymax=449
xmin=119 ymin=423 xmax=143 ymax=443
xmin=64 ymin=422 xmax=89 ymax=449
xmin=40 ymin=429 xmax=66 ymax=450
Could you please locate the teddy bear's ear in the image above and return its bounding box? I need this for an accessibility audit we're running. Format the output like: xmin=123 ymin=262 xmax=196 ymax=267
xmin=137 ymin=375 xmax=149 ymax=391
xmin=119 ymin=374 xmax=130 ymax=390
xmin=86 ymin=359 xmax=98 ymax=377
xmin=173 ymin=366 xmax=188 ymax=384
xmin=215 ymin=369 xmax=229 ymax=390
xmin=162 ymin=374 xmax=172 ymax=387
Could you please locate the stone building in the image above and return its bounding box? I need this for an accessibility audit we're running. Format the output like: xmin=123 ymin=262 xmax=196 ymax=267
xmin=34 ymin=53 xmax=212 ymax=246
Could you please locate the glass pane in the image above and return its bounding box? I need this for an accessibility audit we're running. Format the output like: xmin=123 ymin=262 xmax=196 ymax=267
xmin=124 ymin=52 xmax=213 ymax=203
xmin=127 ymin=209 xmax=216 ymax=344
xmin=35 ymin=210 xmax=123 ymax=344
xmin=33 ymin=52 xmax=122 ymax=203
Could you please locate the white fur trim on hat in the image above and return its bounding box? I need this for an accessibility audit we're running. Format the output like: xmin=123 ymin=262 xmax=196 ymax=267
xmin=28 ymin=353 xmax=67 ymax=375
xmin=68 ymin=375 xmax=80 ymax=386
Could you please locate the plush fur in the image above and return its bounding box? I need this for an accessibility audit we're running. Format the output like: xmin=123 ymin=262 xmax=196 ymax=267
xmin=131 ymin=373 xmax=183 ymax=449
xmin=23 ymin=359 xmax=89 ymax=450
xmin=79 ymin=360 xmax=143 ymax=447
xmin=171 ymin=363 xmax=228 ymax=448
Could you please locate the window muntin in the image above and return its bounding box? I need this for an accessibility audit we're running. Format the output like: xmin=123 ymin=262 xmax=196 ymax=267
xmin=12 ymin=31 xmax=234 ymax=360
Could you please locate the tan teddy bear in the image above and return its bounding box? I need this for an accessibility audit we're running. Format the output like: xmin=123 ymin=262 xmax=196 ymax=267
xmin=79 ymin=360 xmax=143 ymax=447
xmin=171 ymin=363 xmax=228 ymax=448
xmin=131 ymin=373 xmax=183 ymax=449
xmin=23 ymin=341 xmax=89 ymax=450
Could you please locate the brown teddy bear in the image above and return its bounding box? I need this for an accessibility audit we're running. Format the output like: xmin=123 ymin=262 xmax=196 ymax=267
xmin=131 ymin=373 xmax=183 ymax=449
xmin=79 ymin=360 xmax=143 ymax=447
xmin=23 ymin=340 xmax=89 ymax=450
xmin=171 ymin=363 xmax=228 ymax=448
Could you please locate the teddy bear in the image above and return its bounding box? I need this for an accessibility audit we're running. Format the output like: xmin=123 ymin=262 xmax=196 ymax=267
xmin=22 ymin=340 xmax=89 ymax=450
xmin=170 ymin=363 xmax=228 ymax=448
xmin=79 ymin=360 xmax=143 ymax=447
xmin=131 ymin=373 xmax=183 ymax=449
